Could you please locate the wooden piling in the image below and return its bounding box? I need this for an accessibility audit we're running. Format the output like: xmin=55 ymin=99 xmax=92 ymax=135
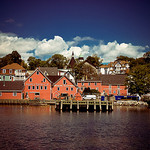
xmin=77 ymin=101 xmax=79 ymax=110
xmin=70 ymin=100 xmax=72 ymax=110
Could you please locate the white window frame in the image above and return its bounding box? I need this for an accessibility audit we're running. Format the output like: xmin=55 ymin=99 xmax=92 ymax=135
xmin=28 ymin=86 xmax=31 ymax=90
xmin=82 ymin=82 xmax=84 ymax=86
xmin=3 ymin=69 xmax=6 ymax=73
xmin=44 ymin=86 xmax=47 ymax=90
xmin=57 ymin=87 xmax=60 ymax=91
xmin=43 ymin=78 xmax=46 ymax=82
xmin=71 ymin=87 xmax=73 ymax=91
xmin=35 ymin=93 xmax=40 ymax=96
xmin=95 ymin=82 xmax=97 ymax=86
xmin=40 ymin=86 xmax=43 ymax=90
xmin=29 ymin=78 xmax=32 ymax=82
xmin=13 ymin=92 xmax=17 ymax=96
xmin=37 ymin=71 xmax=39 ymax=75
xmin=36 ymin=86 xmax=39 ymax=90
xmin=32 ymin=86 xmax=35 ymax=90
xmin=88 ymin=82 xmax=90 ymax=86
xmin=66 ymin=87 xmax=68 ymax=91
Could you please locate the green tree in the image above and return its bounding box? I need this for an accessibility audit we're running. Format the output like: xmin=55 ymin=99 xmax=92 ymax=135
xmin=47 ymin=54 xmax=68 ymax=69
xmin=126 ymin=65 xmax=150 ymax=96
xmin=85 ymin=54 xmax=102 ymax=68
xmin=0 ymin=51 xmax=22 ymax=68
xmin=27 ymin=56 xmax=41 ymax=70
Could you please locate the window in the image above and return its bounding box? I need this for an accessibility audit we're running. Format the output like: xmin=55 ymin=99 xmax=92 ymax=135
xmin=3 ymin=69 xmax=6 ymax=73
xmin=82 ymin=82 xmax=84 ymax=86
xmin=9 ymin=69 xmax=12 ymax=74
xmin=57 ymin=87 xmax=60 ymax=91
xmin=35 ymin=93 xmax=40 ymax=96
xmin=109 ymin=84 xmax=111 ymax=89
xmin=36 ymin=86 xmax=39 ymax=90
xmin=71 ymin=87 xmax=73 ymax=91
xmin=40 ymin=86 xmax=43 ymax=90
xmin=0 ymin=76 xmax=1 ymax=81
xmin=28 ymin=86 xmax=31 ymax=90
xmin=118 ymin=85 xmax=120 ymax=89
xmin=109 ymin=90 xmax=111 ymax=94
xmin=10 ymin=76 xmax=12 ymax=80
xmin=96 ymin=87 xmax=98 ymax=91
xmin=3 ymin=76 xmax=5 ymax=80
xmin=114 ymin=91 xmax=116 ymax=93
xmin=71 ymin=94 xmax=73 ymax=98
xmin=95 ymin=82 xmax=97 ymax=86
xmin=66 ymin=87 xmax=68 ymax=91
xmin=44 ymin=86 xmax=47 ymax=90
xmin=88 ymin=82 xmax=90 ymax=86
xmin=29 ymin=78 xmax=32 ymax=82
xmin=37 ymin=71 xmax=39 ymax=75
xmin=43 ymin=78 xmax=46 ymax=82
xmin=81 ymin=87 xmax=83 ymax=91
xmin=63 ymin=80 xmax=66 ymax=84
xmin=13 ymin=92 xmax=17 ymax=96
xmin=0 ymin=92 xmax=2 ymax=96
xmin=32 ymin=86 xmax=35 ymax=90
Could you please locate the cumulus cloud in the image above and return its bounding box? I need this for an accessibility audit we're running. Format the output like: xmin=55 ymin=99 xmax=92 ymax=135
xmin=0 ymin=32 xmax=37 ymax=61
xmin=35 ymin=36 xmax=68 ymax=57
xmin=93 ymin=41 xmax=146 ymax=62
xmin=0 ymin=31 xmax=147 ymax=63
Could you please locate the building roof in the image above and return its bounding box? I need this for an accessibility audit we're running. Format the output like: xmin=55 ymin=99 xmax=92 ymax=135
xmin=0 ymin=81 xmax=24 ymax=91
xmin=100 ymin=74 xmax=127 ymax=85
xmin=40 ymin=67 xmax=58 ymax=76
xmin=1 ymin=63 xmax=25 ymax=70
xmin=47 ymin=75 xmax=62 ymax=83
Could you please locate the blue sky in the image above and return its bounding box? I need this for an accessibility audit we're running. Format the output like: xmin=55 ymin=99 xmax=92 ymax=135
xmin=0 ymin=0 xmax=150 ymax=62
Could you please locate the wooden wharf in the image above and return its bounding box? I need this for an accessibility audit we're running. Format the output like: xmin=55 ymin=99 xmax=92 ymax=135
xmin=0 ymin=99 xmax=29 ymax=105
xmin=55 ymin=99 xmax=114 ymax=111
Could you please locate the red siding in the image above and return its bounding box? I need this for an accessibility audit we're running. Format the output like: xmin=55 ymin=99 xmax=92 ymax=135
xmin=52 ymin=76 xmax=77 ymax=99
xmin=24 ymin=70 xmax=52 ymax=100
xmin=0 ymin=92 xmax=22 ymax=99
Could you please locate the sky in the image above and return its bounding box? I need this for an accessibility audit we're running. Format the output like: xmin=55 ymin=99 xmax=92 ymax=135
xmin=0 ymin=0 xmax=150 ymax=62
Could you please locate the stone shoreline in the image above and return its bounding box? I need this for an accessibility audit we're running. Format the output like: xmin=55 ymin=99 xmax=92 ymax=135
xmin=114 ymin=100 xmax=148 ymax=106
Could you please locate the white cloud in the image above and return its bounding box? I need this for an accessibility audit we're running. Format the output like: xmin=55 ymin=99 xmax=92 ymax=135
xmin=0 ymin=32 xmax=147 ymax=63
xmin=67 ymin=36 xmax=95 ymax=47
xmin=35 ymin=36 xmax=68 ymax=57
xmin=92 ymin=41 xmax=146 ymax=62
xmin=0 ymin=32 xmax=37 ymax=61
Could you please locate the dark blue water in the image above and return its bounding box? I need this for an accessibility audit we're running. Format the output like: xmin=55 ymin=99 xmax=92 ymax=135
xmin=0 ymin=105 xmax=150 ymax=150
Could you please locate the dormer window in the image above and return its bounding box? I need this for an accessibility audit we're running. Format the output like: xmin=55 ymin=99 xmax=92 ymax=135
xmin=3 ymin=69 xmax=6 ymax=73
xmin=37 ymin=71 xmax=39 ymax=75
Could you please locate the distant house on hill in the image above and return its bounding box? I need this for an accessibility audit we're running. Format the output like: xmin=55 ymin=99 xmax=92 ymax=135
xmin=0 ymin=63 xmax=26 ymax=81
xmin=0 ymin=81 xmax=24 ymax=99
xmin=99 ymin=60 xmax=129 ymax=75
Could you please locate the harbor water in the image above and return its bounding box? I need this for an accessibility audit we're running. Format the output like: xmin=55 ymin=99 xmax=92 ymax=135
xmin=0 ymin=105 xmax=150 ymax=150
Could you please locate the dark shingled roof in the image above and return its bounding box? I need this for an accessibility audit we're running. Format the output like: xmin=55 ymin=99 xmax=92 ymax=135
xmin=47 ymin=76 xmax=62 ymax=84
xmin=40 ymin=67 xmax=58 ymax=76
xmin=100 ymin=74 xmax=127 ymax=85
xmin=0 ymin=81 xmax=24 ymax=91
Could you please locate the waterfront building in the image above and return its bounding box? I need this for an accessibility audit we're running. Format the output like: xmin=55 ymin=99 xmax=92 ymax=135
xmin=24 ymin=68 xmax=52 ymax=100
xmin=77 ymin=74 xmax=127 ymax=96
xmin=47 ymin=75 xmax=78 ymax=99
xmin=0 ymin=63 xmax=27 ymax=81
xmin=0 ymin=81 xmax=24 ymax=99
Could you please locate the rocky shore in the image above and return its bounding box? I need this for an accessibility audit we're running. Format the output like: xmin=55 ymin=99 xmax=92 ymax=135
xmin=114 ymin=100 xmax=148 ymax=106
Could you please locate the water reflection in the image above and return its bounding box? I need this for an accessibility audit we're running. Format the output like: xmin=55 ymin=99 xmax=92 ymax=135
xmin=0 ymin=105 xmax=150 ymax=150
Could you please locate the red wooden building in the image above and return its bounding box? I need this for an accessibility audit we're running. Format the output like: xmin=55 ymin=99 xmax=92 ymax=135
xmin=47 ymin=75 xmax=78 ymax=99
xmin=24 ymin=68 xmax=52 ymax=100
xmin=0 ymin=81 xmax=24 ymax=99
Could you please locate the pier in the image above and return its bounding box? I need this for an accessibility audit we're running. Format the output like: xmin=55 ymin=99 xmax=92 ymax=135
xmin=55 ymin=100 xmax=113 ymax=111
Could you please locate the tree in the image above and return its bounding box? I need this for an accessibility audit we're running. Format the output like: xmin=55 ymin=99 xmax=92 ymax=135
xmin=126 ymin=65 xmax=150 ymax=96
xmin=0 ymin=51 xmax=22 ymax=68
xmin=85 ymin=54 xmax=102 ymax=68
xmin=27 ymin=56 xmax=41 ymax=70
xmin=47 ymin=54 xmax=68 ymax=69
